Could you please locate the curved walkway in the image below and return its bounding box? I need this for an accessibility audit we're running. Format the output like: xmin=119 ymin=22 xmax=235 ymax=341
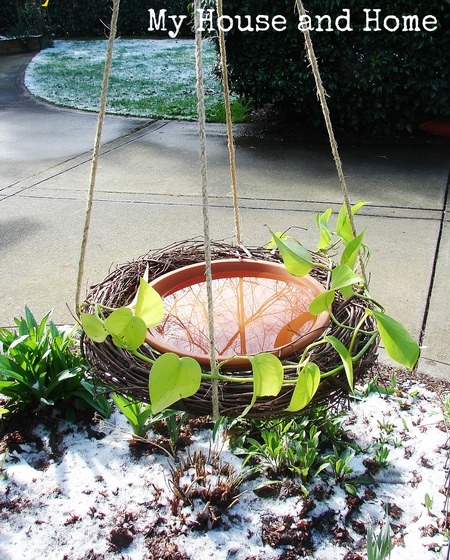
xmin=0 ymin=52 xmax=449 ymax=379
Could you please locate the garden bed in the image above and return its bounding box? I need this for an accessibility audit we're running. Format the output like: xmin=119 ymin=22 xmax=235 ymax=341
xmin=0 ymin=366 xmax=449 ymax=559
xmin=0 ymin=35 xmax=43 ymax=55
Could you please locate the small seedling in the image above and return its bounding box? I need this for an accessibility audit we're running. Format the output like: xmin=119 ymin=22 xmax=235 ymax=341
xmin=0 ymin=451 xmax=8 ymax=480
xmin=373 ymin=445 xmax=391 ymax=469
xmin=377 ymin=418 xmax=394 ymax=435
xmin=424 ymin=493 xmax=434 ymax=516
xmin=112 ymin=393 xmax=154 ymax=437
xmin=328 ymin=446 xmax=354 ymax=483
xmin=112 ymin=393 xmax=189 ymax=448
xmin=163 ymin=411 xmax=189 ymax=446
xmin=367 ymin=515 xmax=393 ymax=560
xmin=443 ymin=394 xmax=450 ymax=421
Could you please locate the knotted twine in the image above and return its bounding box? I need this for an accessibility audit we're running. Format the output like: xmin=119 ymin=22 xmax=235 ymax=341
xmin=194 ymin=0 xmax=220 ymax=420
xmin=216 ymin=0 xmax=242 ymax=246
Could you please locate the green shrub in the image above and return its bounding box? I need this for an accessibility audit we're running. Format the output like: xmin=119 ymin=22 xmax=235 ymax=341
xmin=221 ymin=0 xmax=450 ymax=135
xmin=46 ymin=0 xmax=191 ymax=37
xmin=0 ymin=307 xmax=111 ymax=420
xmin=0 ymin=1 xmax=191 ymax=38
xmin=0 ymin=0 xmax=51 ymax=38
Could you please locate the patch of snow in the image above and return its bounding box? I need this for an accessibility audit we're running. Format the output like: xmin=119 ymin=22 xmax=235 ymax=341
xmin=0 ymin=378 xmax=448 ymax=559
xmin=25 ymin=38 xmax=224 ymax=119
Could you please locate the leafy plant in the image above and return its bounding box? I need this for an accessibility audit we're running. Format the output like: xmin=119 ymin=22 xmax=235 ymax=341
xmin=424 ymin=493 xmax=434 ymax=516
xmin=443 ymin=394 xmax=450 ymax=422
xmin=0 ymin=307 xmax=110 ymax=420
xmin=163 ymin=410 xmax=190 ymax=446
xmin=112 ymin=392 xmax=189 ymax=449
xmin=81 ymin=200 xmax=419 ymax=418
xmin=221 ymin=0 xmax=449 ymax=135
xmin=372 ymin=445 xmax=391 ymax=470
xmin=357 ymin=375 xmax=397 ymax=398
xmin=0 ymin=450 xmax=7 ymax=481
xmin=230 ymin=404 xmax=377 ymax=495
xmin=112 ymin=393 xmax=154 ymax=437
xmin=367 ymin=515 xmax=393 ymax=560
xmin=237 ymin=415 xmax=331 ymax=494
xmin=270 ymin=201 xmax=420 ymax=372
xmin=328 ymin=446 xmax=354 ymax=483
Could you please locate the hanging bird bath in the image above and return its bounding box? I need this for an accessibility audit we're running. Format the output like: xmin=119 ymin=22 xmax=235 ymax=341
xmin=146 ymin=259 xmax=330 ymax=369
xmin=76 ymin=0 xmax=386 ymax=419
xmin=81 ymin=241 xmax=379 ymax=418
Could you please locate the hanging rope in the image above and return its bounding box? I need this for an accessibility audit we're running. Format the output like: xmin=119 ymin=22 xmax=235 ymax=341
xmin=75 ymin=0 xmax=121 ymax=312
xmin=215 ymin=0 xmax=242 ymax=246
xmin=194 ymin=0 xmax=220 ymax=420
xmin=295 ymin=0 xmax=368 ymax=287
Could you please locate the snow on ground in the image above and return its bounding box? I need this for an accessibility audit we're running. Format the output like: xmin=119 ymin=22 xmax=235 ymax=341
xmin=24 ymin=38 xmax=223 ymax=119
xmin=0 ymin=377 xmax=449 ymax=560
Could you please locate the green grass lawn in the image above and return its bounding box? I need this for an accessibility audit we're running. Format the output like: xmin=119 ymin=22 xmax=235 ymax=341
xmin=25 ymin=38 xmax=247 ymax=122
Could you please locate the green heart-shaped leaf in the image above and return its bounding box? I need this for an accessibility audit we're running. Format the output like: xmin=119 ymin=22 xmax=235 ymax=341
xmin=267 ymin=231 xmax=287 ymax=249
xmin=250 ymin=353 xmax=284 ymax=398
xmin=336 ymin=201 xmax=368 ymax=244
xmin=331 ymin=264 xmax=362 ymax=292
xmin=149 ymin=353 xmax=201 ymax=414
xmin=372 ymin=310 xmax=419 ymax=370
xmin=286 ymin=362 xmax=321 ymax=412
xmin=340 ymin=230 xmax=365 ymax=270
xmin=105 ymin=308 xmax=133 ymax=334
xmin=309 ymin=289 xmax=335 ymax=315
xmin=105 ymin=308 xmax=147 ymax=350
xmin=316 ymin=208 xmax=333 ymax=250
xmin=133 ymin=278 xmax=165 ymax=328
xmin=81 ymin=312 xmax=108 ymax=343
xmin=239 ymin=353 xmax=284 ymax=417
xmin=269 ymin=230 xmax=313 ymax=277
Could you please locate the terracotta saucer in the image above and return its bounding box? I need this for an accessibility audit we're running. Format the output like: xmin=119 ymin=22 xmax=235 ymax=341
xmin=146 ymin=259 xmax=330 ymax=369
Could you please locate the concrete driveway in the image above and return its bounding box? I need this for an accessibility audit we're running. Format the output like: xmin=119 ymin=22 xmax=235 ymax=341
xmin=0 ymin=52 xmax=449 ymax=379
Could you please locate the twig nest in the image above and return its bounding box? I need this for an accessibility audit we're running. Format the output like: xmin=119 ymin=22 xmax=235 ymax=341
xmin=81 ymin=241 xmax=378 ymax=417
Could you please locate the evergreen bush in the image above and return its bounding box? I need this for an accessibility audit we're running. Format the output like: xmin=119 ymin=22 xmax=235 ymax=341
xmin=0 ymin=0 xmax=191 ymax=39
xmin=220 ymin=0 xmax=449 ymax=135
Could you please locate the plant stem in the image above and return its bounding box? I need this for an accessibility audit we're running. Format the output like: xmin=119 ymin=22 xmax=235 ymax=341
xmin=348 ymin=313 xmax=374 ymax=355
xmin=354 ymin=293 xmax=385 ymax=313
xmin=298 ymin=339 xmax=330 ymax=366
xmin=204 ymin=371 xmax=255 ymax=384
xmin=313 ymin=261 xmax=333 ymax=273
xmin=329 ymin=308 xmax=377 ymax=336
xmin=131 ymin=349 xmax=154 ymax=365
xmin=81 ymin=301 xmax=120 ymax=312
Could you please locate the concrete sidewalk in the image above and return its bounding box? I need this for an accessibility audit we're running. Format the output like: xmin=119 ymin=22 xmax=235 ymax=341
xmin=0 ymin=53 xmax=449 ymax=379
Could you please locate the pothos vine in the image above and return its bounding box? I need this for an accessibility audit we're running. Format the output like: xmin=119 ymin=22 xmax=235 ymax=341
xmin=80 ymin=202 xmax=420 ymax=417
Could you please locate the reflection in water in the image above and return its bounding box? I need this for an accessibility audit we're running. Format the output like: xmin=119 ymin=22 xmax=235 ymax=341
xmin=151 ymin=275 xmax=320 ymax=358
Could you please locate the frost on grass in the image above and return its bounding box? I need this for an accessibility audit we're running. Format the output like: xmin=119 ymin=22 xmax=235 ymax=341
xmin=0 ymin=375 xmax=449 ymax=560
xmin=25 ymin=38 xmax=228 ymax=121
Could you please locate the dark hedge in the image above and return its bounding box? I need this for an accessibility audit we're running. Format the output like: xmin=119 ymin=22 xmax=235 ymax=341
xmin=220 ymin=0 xmax=450 ymax=135
xmin=0 ymin=0 xmax=191 ymax=38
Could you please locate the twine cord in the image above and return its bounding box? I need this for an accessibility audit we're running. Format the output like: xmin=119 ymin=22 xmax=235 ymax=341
xmin=295 ymin=0 xmax=368 ymax=287
xmin=75 ymin=0 xmax=121 ymax=312
xmin=194 ymin=0 xmax=220 ymax=420
xmin=73 ymin=0 xmax=368 ymax=422
xmin=216 ymin=0 xmax=242 ymax=246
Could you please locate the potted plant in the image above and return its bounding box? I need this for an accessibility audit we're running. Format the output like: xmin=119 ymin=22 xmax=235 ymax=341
xmin=79 ymin=201 xmax=419 ymax=419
